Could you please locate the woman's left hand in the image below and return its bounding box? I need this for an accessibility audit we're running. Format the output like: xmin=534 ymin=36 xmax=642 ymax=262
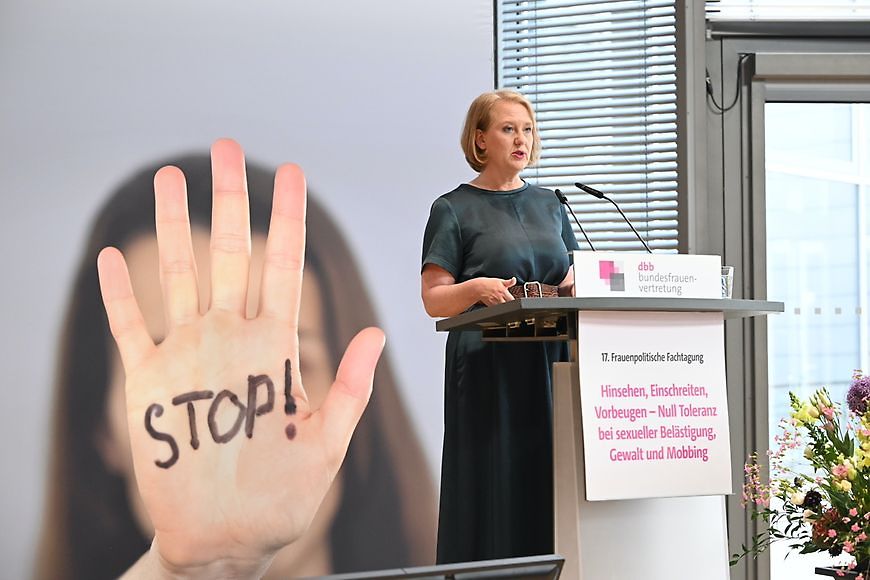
xmin=558 ymin=266 xmax=575 ymax=297
xmin=99 ymin=139 xmax=385 ymax=579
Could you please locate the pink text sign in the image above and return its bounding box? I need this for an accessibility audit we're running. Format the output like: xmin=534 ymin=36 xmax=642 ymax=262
xmin=577 ymin=311 xmax=732 ymax=501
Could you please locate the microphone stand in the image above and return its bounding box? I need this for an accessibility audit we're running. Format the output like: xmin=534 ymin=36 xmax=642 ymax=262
xmin=554 ymin=189 xmax=595 ymax=251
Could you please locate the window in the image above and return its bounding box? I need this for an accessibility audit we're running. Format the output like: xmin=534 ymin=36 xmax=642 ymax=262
xmin=497 ymin=0 xmax=679 ymax=252
xmin=765 ymin=101 xmax=870 ymax=578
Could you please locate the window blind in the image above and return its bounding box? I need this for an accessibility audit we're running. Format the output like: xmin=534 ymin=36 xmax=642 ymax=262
xmin=497 ymin=0 xmax=679 ymax=252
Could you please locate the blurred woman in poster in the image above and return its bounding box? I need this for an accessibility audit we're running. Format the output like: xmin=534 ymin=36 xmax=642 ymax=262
xmin=37 ymin=153 xmax=436 ymax=579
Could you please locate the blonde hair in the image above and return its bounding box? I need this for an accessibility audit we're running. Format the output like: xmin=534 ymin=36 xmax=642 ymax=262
xmin=460 ymin=90 xmax=541 ymax=173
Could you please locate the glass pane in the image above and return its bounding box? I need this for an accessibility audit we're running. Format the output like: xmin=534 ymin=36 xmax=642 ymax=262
xmin=766 ymin=103 xmax=852 ymax=164
xmin=768 ymin=173 xmax=859 ymax=417
xmin=766 ymin=102 xmax=870 ymax=579
xmin=864 ymin=107 xmax=870 ymax=167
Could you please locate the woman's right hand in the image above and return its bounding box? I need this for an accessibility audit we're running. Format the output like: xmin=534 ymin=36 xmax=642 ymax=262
xmin=421 ymin=264 xmax=516 ymax=317
xmin=474 ymin=276 xmax=516 ymax=306
xmin=102 ymin=139 xmax=384 ymax=580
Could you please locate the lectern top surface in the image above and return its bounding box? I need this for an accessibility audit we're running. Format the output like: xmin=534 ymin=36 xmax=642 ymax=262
xmin=435 ymin=297 xmax=784 ymax=332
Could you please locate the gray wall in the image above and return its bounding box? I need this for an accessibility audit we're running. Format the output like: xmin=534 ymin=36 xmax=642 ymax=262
xmin=0 ymin=1 xmax=493 ymax=576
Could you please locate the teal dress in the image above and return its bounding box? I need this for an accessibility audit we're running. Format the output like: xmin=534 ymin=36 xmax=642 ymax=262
xmin=421 ymin=182 xmax=579 ymax=564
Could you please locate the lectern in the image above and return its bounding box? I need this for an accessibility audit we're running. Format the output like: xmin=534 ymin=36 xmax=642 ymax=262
xmin=437 ymin=294 xmax=782 ymax=580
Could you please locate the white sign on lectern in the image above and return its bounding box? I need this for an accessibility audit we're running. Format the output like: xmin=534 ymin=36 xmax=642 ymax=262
xmin=574 ymin=251 xmax=720 ymax=298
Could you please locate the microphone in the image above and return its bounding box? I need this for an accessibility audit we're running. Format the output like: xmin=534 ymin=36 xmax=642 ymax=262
xmin=554 ymin=189 xmax=595 ymax=251
xmin=574 ymin=182 xmax=652 ymax=254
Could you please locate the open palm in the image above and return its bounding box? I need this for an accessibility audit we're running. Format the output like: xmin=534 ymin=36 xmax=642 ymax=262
xmin=97 ymin=139 xmax=384 ymax=576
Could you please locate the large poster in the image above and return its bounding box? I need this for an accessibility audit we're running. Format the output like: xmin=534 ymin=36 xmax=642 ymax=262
xmin=0 ymin=2 xmax=493 ymax=577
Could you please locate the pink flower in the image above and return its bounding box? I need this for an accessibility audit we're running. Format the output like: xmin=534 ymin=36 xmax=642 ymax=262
xmin=844 ymin=517 xmax=852 ymax=524
xmin=829 ymin=529 xmax=838 ymax=538
xmin=834 ymin=464 xmax=849 ymax=478
xmin=851 ymin=508 xmax=859 ymax=516
xmin=852 ymin=523 xmax=861 ymax=532
xmin=858 ymin=532 xmax=868 ymax=541
xmin=843 ymin=540 xmax=854 ymax=553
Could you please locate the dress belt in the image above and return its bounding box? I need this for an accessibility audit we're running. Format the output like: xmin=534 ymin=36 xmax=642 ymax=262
xmin=508 ymin=281 xmax=560 ymax=300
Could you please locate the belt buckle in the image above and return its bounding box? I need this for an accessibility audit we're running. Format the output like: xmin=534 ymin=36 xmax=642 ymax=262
xmin=523 ymin=281 xmax=543 ymax=298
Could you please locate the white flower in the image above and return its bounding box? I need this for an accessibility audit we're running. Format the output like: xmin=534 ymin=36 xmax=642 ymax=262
xmin=790 ymin=491 xmax=806 ymax=506
xmin=803 ymin=509 xmax=816 ymax=522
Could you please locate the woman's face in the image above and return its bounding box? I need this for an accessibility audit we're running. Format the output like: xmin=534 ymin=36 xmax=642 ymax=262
xmin=476 ymin=100 xmax=534 ymax=176
xmin=100 ymin=226 xmax=342 ymax=577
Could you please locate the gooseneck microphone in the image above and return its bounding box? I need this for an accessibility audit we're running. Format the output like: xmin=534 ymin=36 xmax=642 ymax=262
xmin=574 ymin=182 xmax=652 ymax=254
xmin=554 ymin=188 xmax=595 ymax=251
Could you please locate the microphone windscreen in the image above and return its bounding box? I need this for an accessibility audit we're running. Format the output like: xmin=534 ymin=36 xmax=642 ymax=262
xmin=574 ymin=182 xmax=605 ymax=199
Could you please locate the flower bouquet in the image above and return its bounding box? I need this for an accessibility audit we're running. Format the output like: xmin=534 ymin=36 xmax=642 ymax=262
xmin=734 ymin=372 xmax=870 ymax=578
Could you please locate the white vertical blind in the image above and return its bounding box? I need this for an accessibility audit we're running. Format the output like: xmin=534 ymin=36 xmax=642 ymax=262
xmin=498 ymin=0 xmax=679 ymax=252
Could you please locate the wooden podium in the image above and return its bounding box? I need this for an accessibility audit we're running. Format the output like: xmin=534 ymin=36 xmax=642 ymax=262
xmin=437 ymin=296 xmax=783 ymax=580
